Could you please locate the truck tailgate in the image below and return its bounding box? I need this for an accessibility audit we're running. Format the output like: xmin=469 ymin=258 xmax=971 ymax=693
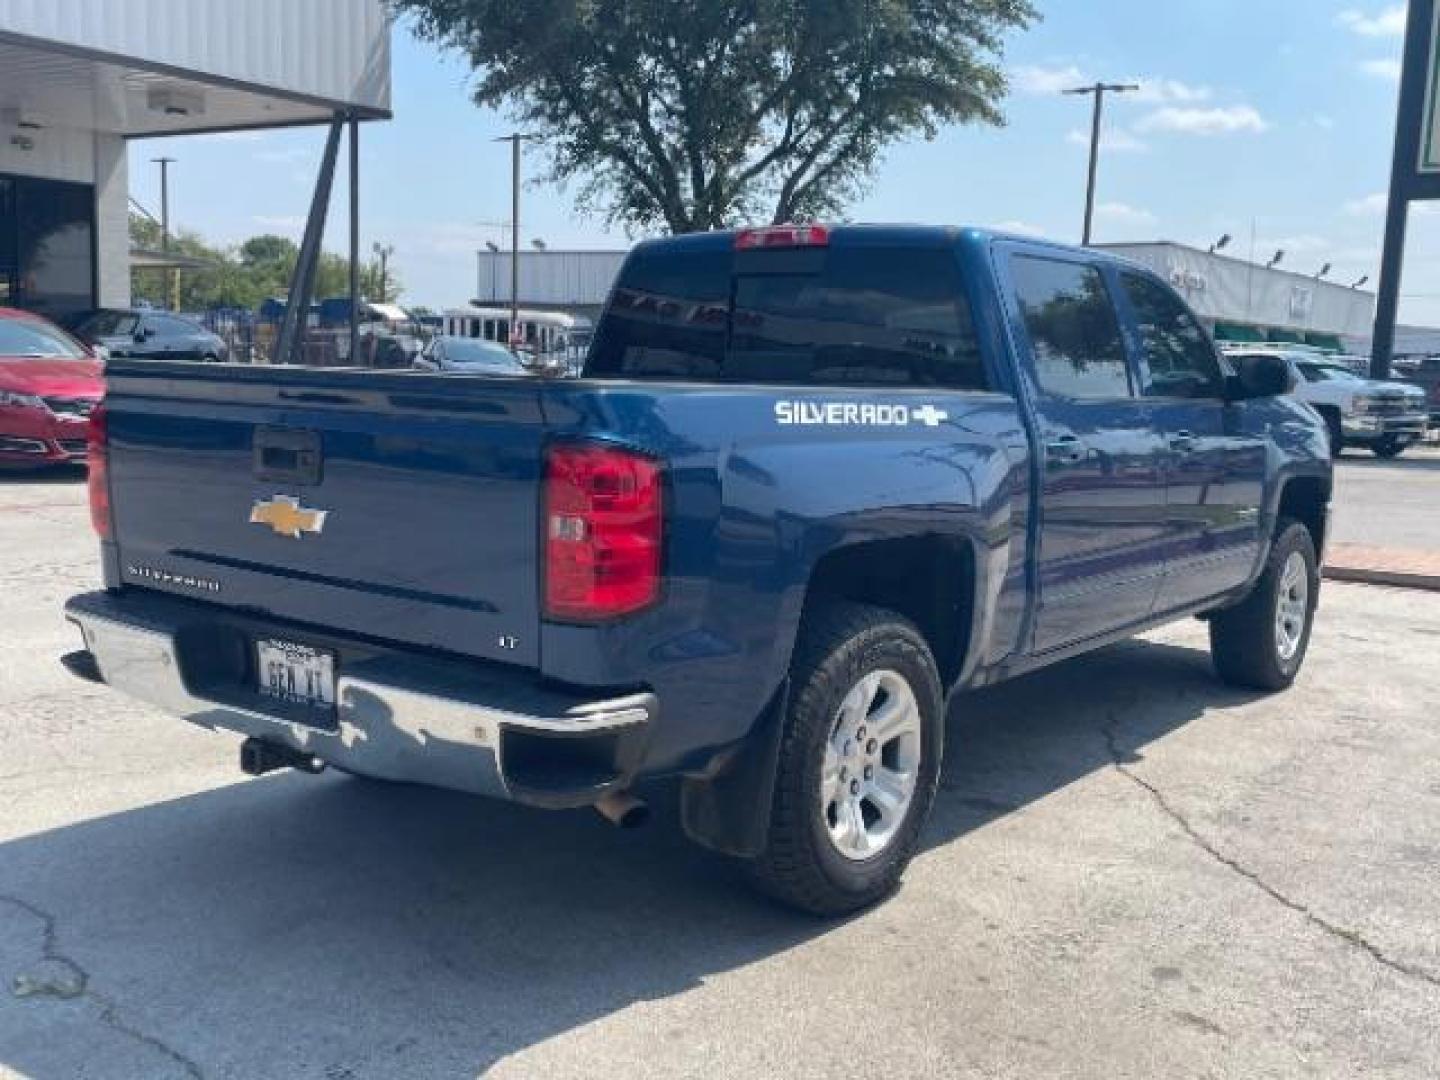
xmin=103 ymin=362 xmax=545 ymax=667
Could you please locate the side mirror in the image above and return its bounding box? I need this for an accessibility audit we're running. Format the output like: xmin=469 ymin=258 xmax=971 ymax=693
xmin=1226 ymin=354 xmax=1295 ymax=401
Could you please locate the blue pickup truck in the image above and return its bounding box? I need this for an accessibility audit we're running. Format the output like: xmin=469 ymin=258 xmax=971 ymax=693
xmin=64 ymin=226 xmax=1332 ymax=914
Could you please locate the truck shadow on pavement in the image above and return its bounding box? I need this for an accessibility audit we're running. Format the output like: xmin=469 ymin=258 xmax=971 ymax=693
xmin=0 ymin=465 xmax=86 ymax=485
xmin=0 ymin=636 xmax=1258 ymax=1078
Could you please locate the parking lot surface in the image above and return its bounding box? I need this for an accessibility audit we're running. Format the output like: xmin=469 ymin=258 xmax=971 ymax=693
xmin=1331 ymin=444 xmax=1440 ymax=552
xmin=1 ymin=469 xmax=1438 ymax=1079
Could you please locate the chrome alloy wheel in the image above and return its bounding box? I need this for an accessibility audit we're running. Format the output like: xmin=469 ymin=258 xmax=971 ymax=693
xmin=1275 ymin=551 xmax=1309 ymax=662
xmin=821 ymin=669 xmax=922 ymax=861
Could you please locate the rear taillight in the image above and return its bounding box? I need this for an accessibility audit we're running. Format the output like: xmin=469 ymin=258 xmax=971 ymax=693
xmin=544 ymin=443 xmax=662 ymax=621
xmin=87 ymin=402 xmax=111 ymax=539
xmin=735 ymin=224 xmax=831 ymax=250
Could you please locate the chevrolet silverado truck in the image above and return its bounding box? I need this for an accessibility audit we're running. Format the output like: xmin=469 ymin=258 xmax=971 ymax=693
xmin=1224 ymin=345 xmax=1429 ymax=459
xmin=64 ymin=226 xmax=1332 ymax=914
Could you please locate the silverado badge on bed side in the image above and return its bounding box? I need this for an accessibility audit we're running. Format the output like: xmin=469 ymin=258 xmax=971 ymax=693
xmin=249 ymin=495 xmax=329 ymax=539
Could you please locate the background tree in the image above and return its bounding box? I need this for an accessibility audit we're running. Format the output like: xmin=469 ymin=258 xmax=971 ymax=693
xmin=395 ymin=0 xmax=1037 ymax=234
xmin=130 ymin=217 xmax=398 ymax=311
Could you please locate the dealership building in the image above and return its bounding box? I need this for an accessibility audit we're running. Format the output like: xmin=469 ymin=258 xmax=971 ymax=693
xmin=471 ymin=239 xmax=1386 ymax=354
xmin=1097 ymin=241 xmax=1377 ymax=353
xmin=0 ymin=0 xmax=390 ymax=321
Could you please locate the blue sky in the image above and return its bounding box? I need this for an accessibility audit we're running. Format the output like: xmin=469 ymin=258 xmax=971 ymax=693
xmin=130 ymin=1 xmax=1432 ymax=322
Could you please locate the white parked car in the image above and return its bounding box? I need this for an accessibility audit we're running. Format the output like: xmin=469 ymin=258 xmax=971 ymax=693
xmin=1223 ymin=346 xmax=1429 ymax=458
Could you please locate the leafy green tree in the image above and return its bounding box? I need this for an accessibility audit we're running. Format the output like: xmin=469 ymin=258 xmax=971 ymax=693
xmin=128 ymin=216 xmax=402 ymax=311
xmin=395 ymin=0 xmax=1037 ymax=233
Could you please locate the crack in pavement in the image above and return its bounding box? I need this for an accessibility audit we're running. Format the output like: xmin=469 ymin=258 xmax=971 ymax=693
xmin=0 ymin=893 xmax=205 ymax=1078
xmin=1100 ymin=715 xmax=1440 ymax=993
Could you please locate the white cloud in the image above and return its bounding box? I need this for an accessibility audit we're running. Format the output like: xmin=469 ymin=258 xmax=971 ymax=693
xmin=1012 ymin=66 xmax=1212 ymax=106
xmin=1343 ymin=192 xmax=1440 ymax=218
xmin=1337 ymin=6 xmax=1407 ymax=37
xmin=1345 ymin=192 xmax=1389 ymax=216
xmin=1095 ymin=202 xmax=1157 ymax=228
xmin=1260 ymin=234 xmax=1331 ymax=255
xmin=993 ymin=220 xmax=1047 ymax=237
xmin=1128 ymin=78 xmax=1212 ymax=105
xmin=1066 ymin=127 xmax=1148 ymax=153
xmin=1012 ymin=64 xmax=1088 ymax=96
xmin=1359 ymin=58 xmax=1403 ymax=81
xmin=1135 ymin=105 xmax=1269 ymax=135
xmin=1313 ymin=113 xmax=1336 ymax=130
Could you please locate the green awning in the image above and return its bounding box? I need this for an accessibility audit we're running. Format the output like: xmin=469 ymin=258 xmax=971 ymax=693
xmin=1302 ymin=332 xmax=1344 ymax=353
xmin=1266 ymin=328 xmax=1304 ymax=344
xmin=1214 ymin=322 xmax=1266 ymax=342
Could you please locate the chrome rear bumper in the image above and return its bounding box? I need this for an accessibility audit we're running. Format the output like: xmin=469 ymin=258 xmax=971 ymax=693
xmin=64 ymin=590 xmax=655 ymax=807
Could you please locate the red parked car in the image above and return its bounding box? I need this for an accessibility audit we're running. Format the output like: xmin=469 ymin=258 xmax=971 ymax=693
xmin=0 ymin=307 xmax=104 ymax=467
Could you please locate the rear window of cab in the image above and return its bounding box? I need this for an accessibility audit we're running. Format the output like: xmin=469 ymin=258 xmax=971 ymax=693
xmin=586 ymin=244 xmax=988 ymax=391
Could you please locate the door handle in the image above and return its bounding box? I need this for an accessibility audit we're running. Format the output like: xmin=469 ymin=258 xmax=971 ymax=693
xmin=1169 ymin=431 xmax=1197 ymax=453
xmin=1045 ymin=435 xmax=1087 ymax=465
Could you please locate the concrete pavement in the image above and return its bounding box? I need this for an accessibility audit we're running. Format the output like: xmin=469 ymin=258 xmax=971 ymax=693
xmin=1 ymin=473 xmax=1438 ymax=1079
xmin=1327 ymin=444 xmax=1440 ymax=589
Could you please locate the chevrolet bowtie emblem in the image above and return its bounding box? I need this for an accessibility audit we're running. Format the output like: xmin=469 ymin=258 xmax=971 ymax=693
xmin=249 ymin=495 xmax=329 ymax=539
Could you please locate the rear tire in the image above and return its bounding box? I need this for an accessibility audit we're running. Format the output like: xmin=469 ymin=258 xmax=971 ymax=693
xmin=1209 ymin=519 xmax=1319 ymax=691
xmin=744 ymin=603 xmax=944 ymax=916
xmin=1372 ymin=436 xmax=1407 ymax=459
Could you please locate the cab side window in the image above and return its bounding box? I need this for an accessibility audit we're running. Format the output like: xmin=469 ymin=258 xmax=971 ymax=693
xmin=1120 ymin=273 xmax=1224 ymax=399
xmin=1010 ymin=256 xmax=1132 ymax=399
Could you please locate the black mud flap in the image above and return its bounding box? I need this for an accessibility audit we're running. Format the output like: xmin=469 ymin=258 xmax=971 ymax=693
xmin=680 ymin=679 xmax=789 ymax=859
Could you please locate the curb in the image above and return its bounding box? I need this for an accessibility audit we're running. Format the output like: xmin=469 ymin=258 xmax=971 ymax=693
xmin=1323 ymin=565 xmax=1440 ymax=593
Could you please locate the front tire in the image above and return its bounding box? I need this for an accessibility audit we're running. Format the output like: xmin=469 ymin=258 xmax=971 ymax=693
xmin=1210 ymin=519 xmax=1319 ymax=691
xmin=1320 ymin=409 xmax=1344 ymax=458
xmin=1372 ymin=436 xmax=1408 ymax=459
xmin=745 ymin=603 xmax=943 ymax=916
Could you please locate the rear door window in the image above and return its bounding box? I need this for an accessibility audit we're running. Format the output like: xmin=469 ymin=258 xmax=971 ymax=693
xmin=1010 ymin=256 xmax=1132 ymax=400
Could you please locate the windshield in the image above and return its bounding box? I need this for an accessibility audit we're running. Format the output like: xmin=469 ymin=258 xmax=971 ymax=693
xmin=76 ymin=311 xmax=140 ymax=338
xmin=0 ymin=318 xmax=88 ymax=360
xmin=1297 ymin=362 xmax=1362 ymax=383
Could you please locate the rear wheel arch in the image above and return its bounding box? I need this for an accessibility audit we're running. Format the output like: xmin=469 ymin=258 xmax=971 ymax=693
xmin=801 ymin=534 xmax=978 ymax=691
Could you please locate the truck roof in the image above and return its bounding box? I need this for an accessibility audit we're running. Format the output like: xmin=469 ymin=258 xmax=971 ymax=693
xmin=629 ymin=224 xmax=1146 ymax=268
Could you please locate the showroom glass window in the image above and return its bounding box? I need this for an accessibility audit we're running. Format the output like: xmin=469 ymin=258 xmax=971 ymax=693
xmin=1 ymin=173 xmax=96 ymax=320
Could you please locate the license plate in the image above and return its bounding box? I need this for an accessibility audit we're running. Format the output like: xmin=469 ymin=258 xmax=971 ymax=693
xmin=255 ymin=639 xmax=336 ymax=709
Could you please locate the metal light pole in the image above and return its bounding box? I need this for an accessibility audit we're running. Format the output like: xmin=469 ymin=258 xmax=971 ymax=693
xmin=348 ymin=115 xmax=360 ymax=366
xmin=152 ymin=156 xmax=177 ymax=310
xmin=1065 ymin=83 xmax=1138 ymax=246
xmin=372 ymin=242 xmax=394 ymax=303
xmin=494 ymin=135 xmax=538 ymax=344
xmin=485 ymin=240 xmax=501 ymax=302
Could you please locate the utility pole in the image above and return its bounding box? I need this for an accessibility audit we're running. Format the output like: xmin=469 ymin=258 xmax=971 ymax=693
xmin=1371 ymin=0 xmax=1436 ymax=378
xmin=495 ymin=135 xmax=538 ymax=344
xmin=1065 ymin=83 xmax=1138 ymax=246
xmin=152 ymin=156 xmax=178 ymax=310
xmin=348 ymin=115 xmax=360 ymax=367
xmin=372 ymin=242 xmax=394 ymax=303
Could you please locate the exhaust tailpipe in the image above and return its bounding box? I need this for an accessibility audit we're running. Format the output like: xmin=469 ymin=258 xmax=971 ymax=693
xmin=594 ymin=790 xmax=650 ymax=829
